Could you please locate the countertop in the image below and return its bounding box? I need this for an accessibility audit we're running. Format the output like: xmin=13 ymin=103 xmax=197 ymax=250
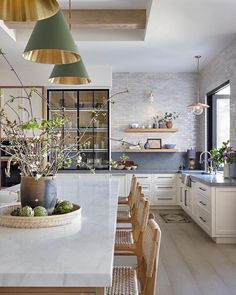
xmin=59 ymin=169 xmax=179 ymax=174
xmin=0 ymin=176 xmax=119 ymax=287
xmin=181 ymin=172 xmax=236 ymax=187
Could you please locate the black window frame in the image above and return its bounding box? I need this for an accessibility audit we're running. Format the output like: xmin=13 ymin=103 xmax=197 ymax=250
xmin=206 ymin=80 xmax=230 ymax=151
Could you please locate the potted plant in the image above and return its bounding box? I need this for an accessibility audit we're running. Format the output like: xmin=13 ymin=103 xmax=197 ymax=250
xmin=163 ymin=112 xmax=179 ymax=128
xmin=210 ymin=140 xmax=236 ymax=178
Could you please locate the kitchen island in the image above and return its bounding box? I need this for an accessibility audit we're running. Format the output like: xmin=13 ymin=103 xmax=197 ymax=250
xmin=0 ymin=176 xmax=119 ymax=294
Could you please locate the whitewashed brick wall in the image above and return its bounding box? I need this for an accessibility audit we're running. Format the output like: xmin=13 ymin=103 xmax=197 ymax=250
xmin=111 ymin=72 xmax=198 ymax=152
xmin=200 ymin=38 xmax=236 ymax=149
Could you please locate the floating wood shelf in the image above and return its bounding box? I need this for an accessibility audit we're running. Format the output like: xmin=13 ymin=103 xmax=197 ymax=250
xmin=123 ymin=149 xmax=177 ymax=153
xmin=125 ymin=128 xmax=178 ymax=133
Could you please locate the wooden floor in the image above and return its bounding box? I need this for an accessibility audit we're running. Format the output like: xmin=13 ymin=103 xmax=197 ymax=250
xmin=115 ymin=209 xmax=236 ymax=295
xmin=153 ymin=209 xmax=236 ymax=295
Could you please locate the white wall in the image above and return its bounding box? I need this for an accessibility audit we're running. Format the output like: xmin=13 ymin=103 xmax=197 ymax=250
xmin=200 ymin=38 xmax=236 ymax=149
xmin=0 ymin=62 xmax=112 ymax=88
xmin=111 ymin=72 xmax=198 ymax=152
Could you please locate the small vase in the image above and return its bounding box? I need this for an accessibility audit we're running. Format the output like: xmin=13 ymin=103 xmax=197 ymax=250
xmin=166 ymin=121 xmax=173 ymax=129
xmin=20 ymin=176 xmax=57 ymax=214
xmin=158 ymin=122 xmax=165 ymax=128
xmin=144 ymin=141 xmax=150 ymax=149
xmin=223 ymin=163 xmax=230 ymax=179
xmin=153 ymin=123 xmax=158 ymax=129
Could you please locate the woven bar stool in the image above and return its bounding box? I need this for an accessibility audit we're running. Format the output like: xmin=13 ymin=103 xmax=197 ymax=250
xmin=117 ymin=185 xmax=141 ymax=224
xmin=106 ymin=216 xmax=161 ymax=295
xmin=118 ymin=175 xmax=137 ymax=205
xmin=115 ymin=195 xmax=150 ymax=256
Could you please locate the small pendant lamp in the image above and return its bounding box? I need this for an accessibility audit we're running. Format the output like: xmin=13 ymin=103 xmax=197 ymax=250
xmin=0 ymin=0 xmax=59 ymax=22
xmin=188 ymin=56 xmax=209 ymax=115
xmin=23 ymin=9 xmax=81 ymax=64
xmin=49 ymin=0 xmax=91 ymax=85
xmin=49 ymin=59 xmax=91 ymax=85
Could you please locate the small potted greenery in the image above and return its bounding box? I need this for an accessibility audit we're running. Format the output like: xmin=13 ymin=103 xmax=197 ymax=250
xmin=163 ymin=112 xmax=179 ymax=128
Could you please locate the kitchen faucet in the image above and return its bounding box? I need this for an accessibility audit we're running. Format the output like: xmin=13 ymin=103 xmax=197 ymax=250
xmin=199 ymin=151 xmax=213 ymax=174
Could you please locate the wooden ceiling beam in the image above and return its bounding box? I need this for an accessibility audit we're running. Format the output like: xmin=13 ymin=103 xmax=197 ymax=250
xmin=5 ymin=9 xmax=146 ymax=30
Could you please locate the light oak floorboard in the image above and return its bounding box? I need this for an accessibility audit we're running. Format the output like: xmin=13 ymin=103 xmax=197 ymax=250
xmin=153 ymin=210 xmax=236 ymax=295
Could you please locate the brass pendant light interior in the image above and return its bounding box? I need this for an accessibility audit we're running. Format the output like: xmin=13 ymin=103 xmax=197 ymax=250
xmin=23 ymin=9 xmax=81 ymax=64
xmin=0 ymin=0 xmax=60 ymax=22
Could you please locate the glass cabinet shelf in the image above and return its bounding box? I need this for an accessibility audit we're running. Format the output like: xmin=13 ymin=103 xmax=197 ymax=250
xmin=48 ymin=89 xmax=110 ymax=171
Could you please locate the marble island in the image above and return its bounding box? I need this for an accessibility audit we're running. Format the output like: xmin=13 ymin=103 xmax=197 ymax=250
xmin=0 ymin=176 xmax=119 ymax=294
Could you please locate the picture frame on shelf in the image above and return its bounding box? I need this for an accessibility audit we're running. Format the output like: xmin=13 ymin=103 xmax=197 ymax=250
xmin=147 ymin=138 xmax=162 ymax=149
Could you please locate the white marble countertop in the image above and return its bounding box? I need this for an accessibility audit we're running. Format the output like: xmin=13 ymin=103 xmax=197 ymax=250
xmin=0 ymin=176 xmax=119 ymax=287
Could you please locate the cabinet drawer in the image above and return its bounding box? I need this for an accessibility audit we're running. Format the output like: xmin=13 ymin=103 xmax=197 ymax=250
xmin=152 ymin=194 xmax=176 ymax=204
xmin=154 ymin=184 xmax=176 ymax=194
xmin=196 ymin=191 xmax=211 ymax=213
xmin=196 ymin=182 xmax=211 ymax=198
xmin=196 ymin=205 xmax=211 ymax=234
xmin=135 ymin=174 xmax=152 ymax=184
xmin=155 ymin=174 xmax=176 ymax=184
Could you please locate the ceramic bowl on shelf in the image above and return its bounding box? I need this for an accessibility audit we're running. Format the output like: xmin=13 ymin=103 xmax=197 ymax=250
xmin=164 ymin=144 xmax=176 ymax=149
xmin=130 ymin=123 xmax=139 ymax=129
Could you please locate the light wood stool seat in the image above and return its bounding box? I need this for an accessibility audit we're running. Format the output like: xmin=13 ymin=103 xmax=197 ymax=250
xmin=118 ymin=196 xmax=129 ymax=205
xmin=106 ymin=266 xmax=139 ymax=295
xmin=117 ymin=210 xmax=131 ymax=221
xmin=115 ymin=229 xmax=134 ymax=245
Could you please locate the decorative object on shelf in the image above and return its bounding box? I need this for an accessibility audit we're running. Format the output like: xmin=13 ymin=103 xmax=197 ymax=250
xmin=163 ymin=112 xmax=179 ymax=128
xmin=23 ymin=9 xmax=81 ymax=64
xmin=146 ymin=138 xmax=162 ymax=149
xmin=158 ymin=118 xmax=165 ymax=128
xmin=152 ymin=116 xmax=159 ymax=128
xmin=164 ymin=144 xmax=176 ymax=149
xmin=0 ymin=0 xmax=59 ymax=22
xmin=187 ymin=148 xmax=196 ymax=170
xmin=130 ymin=122 xmax=139 ymax=128
xmin=49 ymin=0 xmax=91 ymax=85
xmin=144 ymin=141 xmax=150 ymax=149
xmin=209 ymin=140 xmax=236 ymax=177
xmin=188 ymin=56 xmax=209 ymax=115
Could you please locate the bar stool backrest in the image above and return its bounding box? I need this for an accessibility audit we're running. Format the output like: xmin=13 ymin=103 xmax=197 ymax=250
xmin=139 ymin=217 xmax=161 ymax=295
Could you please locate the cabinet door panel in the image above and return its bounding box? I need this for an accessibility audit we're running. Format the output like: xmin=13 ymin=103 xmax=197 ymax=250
xmin=216 ymin=189 xmax=236 ymax=235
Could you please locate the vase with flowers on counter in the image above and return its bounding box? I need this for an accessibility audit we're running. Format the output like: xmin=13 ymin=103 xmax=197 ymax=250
xmin=163 ymin=112 xmax=179 ymax=128
xmin=209 ymin=140 xmax=236 ymax=178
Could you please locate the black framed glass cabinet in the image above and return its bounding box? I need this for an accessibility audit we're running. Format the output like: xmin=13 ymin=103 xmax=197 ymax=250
xmin=47 ymin=89 xmax=110 ymax=170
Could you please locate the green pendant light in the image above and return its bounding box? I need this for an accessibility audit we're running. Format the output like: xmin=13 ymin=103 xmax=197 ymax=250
xmin=49 ymin=59 xmax=91 ymax=85
xmin=23 ymin=9 xmax=81 ymax=64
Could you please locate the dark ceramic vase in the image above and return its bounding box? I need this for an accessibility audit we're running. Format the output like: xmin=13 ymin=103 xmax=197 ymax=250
xmin=20 ymin=176 xmax=57 ymax=214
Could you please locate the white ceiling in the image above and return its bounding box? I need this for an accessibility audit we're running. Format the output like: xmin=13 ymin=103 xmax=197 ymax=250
xmin=1 ymin=0 xmax=236 ymax=72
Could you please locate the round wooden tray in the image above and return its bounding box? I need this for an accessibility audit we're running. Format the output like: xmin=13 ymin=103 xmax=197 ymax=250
xmin=0 ymin=203 xmax=81 ymax=229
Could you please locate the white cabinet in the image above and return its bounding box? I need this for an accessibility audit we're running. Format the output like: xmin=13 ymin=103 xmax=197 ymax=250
xmin=131 ymin=173 xmax=177 ymax=205
xmin=180 ymin=175 xmax=236 ymax=243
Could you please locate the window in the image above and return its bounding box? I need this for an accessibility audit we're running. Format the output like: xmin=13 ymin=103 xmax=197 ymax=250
xmin=207 ymin=82 xmax=230 ymax=150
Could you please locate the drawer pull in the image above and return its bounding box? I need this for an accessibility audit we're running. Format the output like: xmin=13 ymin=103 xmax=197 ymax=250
xmin=157 ymin=186 xmax=173 ymax=189
xmin=199 ymin=187 xmax=207 ymax=192
xmin=137 ymin=176 xmax=149 ymax=179
xmin=199 ymin=201 xmax=207 ymax=206
xmin=157 ymin=176 xmax=173 ymax=179
xmin=142 ymin=186 xmax=150 ymax=189
xmin=199 ymin=216 xmax=206 ymax=223
xmin=158 ymin=197 xmax=173 ymax=200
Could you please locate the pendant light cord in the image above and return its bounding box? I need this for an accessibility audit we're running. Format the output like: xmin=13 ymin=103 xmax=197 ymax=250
xmin=69 ymin=0 xmax=72 ymax=31
xmin=195 ymin=55 xmax=201 ymax=104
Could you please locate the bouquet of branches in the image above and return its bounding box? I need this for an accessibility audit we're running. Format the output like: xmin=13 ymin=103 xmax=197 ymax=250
xmin=0 ymin=50 xmax=128 ymax=179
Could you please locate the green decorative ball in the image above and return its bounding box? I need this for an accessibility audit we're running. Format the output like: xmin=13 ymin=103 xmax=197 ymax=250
xmin=34 ymin=206 xmax=48 ymax=217
xmin=19 ymin=206 xmax=34 ymax=217
xmin=54 ymin=200 xmax=73 ymax=214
